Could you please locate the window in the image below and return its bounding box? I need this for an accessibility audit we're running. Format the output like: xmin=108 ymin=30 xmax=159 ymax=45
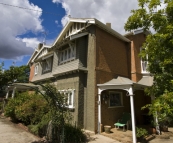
xmin=140 ymin=48 xmax=149 ymax=73
xmin=59 ymin=43 xmax=76 ymax=64
xmin=34 ymin=64 xmax=38 ymax=75
xmin=42 ymin=57 xmax=52 ymax=73
xmin=109 ymin=91 xmax=123 ymax=107
xmin=59 ymin=89 xmax=75 ymax=109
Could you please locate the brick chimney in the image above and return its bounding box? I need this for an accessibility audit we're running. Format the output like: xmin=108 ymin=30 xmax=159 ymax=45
xmin=106 ymin=23 xmax=111 ymax=28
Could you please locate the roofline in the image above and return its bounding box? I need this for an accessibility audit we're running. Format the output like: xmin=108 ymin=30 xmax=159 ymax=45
xmin=29 ymin=44 xmax=52 ymax=64
xmin=53 ymin=18 xmax=130 ymax=46
xmin=27 ymin=49 xmax=38 ymax=65
xmin=94 ymin=19 xmax=130 ymax=42
xmin=124 ymin=29 xmax=151 ymax=37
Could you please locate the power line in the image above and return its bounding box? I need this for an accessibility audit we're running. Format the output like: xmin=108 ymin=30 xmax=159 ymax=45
xmin=0 ymin=2 xmax=63 ymax=16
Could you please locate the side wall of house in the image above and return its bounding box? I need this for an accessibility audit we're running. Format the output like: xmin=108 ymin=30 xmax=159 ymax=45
xmin=95 ymin=27 xmax=131 ymax=132
xmin=126 ymin=33 xmax=146 ymax=82
xmin=84 ymin=26 xmax=97 ymax=132
xmin=54 ymin=73 xmax=81 ymax=126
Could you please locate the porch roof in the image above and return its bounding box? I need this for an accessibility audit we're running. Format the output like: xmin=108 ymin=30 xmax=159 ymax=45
xmin=97 ymin=76 xmax=152 ymax=91
xmin=7 ymin=83 xmax=39 ymax=91
xmin=137 ymin=76 xmax=153 ymax=86
xmin=97 ymin=76 xmax=135 ymax=86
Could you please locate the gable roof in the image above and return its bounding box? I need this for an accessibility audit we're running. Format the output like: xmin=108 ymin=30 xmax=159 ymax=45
xmin=53 ymin=18 xmax=130 ymax=46
xmin=27 ymin=44 xmax=51 ymax=65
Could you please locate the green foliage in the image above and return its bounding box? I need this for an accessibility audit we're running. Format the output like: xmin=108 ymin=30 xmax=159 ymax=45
xmin=4 ymin=84 xmax=86 ymax=142
xmin=125 ymin=0 xmax=173 ymax=97
xmin=125 ymin=0 xmax=173 ymax=126
xmin=4 ymin=92 xmax=49 ymax=125
xmin=64 ymin=124 xmax=86 ymax=142
xmin=0 ymin=65 xmax=30 ymax=93
xmin=142 ymin=92 xmax=173 ymax=126
xmin=136 ymin=127 xmax=148 ymax=138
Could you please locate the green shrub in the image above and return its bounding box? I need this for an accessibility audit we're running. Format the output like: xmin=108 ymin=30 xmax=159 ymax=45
xmin=64 ymin=124 xmax=86 ymax=143
xmin=136 ymin=127 xmax=148 ymax=138
xmin=4 ymin=92 xmax=30 ymax=121
xmin=4 ymin=92 xmax=49 ymax=125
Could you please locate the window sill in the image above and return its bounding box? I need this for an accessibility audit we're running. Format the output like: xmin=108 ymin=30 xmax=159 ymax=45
xmin=59 ymin=58 xmax=75 ymax=65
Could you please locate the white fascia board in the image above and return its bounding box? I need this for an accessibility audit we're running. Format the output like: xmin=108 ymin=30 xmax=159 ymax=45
xmin=42 ymin=53 xmax=54 ymax=60
xmin=70 ymin=32 xmax=88 ymax=41
xmin=133 ymin=29 xmax=144 ymax=35
xmin=53 ymin=18 xmax=96 ymax=46
xmin=69 ymin=18 xmax=95 ymax=24
xmin=27 ymin=50 xmax=38 ymax=65
xmin=53 ymin=21 xmax=71 ymax=46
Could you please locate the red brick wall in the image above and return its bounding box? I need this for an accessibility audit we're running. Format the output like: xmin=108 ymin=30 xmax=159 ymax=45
xmin=29 ymin=64 xmax=35 ymax=81
xmin=94 ymin=27 xmax=131 ymax=132
xmin=126 ymin=33 xmax=147 ymax=82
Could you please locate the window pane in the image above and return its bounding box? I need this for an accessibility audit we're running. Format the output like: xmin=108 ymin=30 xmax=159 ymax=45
xmin=109 ymin=92 xmax=122 ymax=107
xmin=69 ymin=92 xmax=72 ymax=105
xmin=68 ymin=48 xmax=71 ymax=58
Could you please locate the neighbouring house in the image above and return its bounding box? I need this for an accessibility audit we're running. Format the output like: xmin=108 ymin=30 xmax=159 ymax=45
xmin=27 ymin=18 xmax=152 ymax=139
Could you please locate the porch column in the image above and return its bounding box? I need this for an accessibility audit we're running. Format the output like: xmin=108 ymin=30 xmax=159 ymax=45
xmin=12 ymin=87 xmax=16 ymax=98
xmin=129 ymin=86 xmax=136 ymax=143
xmin=6 ymin=90 xmax=9 ymax=99
xmin=98 ymin=88 xmax=103 ymax=134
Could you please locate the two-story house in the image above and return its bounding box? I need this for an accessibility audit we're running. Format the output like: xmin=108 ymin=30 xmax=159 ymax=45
xmin=28 ymin=18 xmax=151 ymax=135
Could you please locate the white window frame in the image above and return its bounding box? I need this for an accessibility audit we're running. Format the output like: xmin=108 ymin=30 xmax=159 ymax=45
xmin=42 ymin=58 xmax=52 ymax=73
xmin=109 ymin=91 xmax=123 ymax=107
xmin=59 ymin=42 xmax=76 ymax=64
xmin=59 ymin=89 xmax=75 ymax=109
xmin=140 ymin=48 xmax=149 ymax=73
xmin=34 ymin=64 xmax=38 ymax=75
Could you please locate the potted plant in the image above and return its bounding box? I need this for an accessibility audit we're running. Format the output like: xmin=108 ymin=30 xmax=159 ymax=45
xmin=136 ymin=127 xmax=148 ymax=142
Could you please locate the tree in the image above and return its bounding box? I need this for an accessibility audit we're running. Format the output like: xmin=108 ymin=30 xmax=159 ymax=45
xmin=125 ymin=0 xmax=173 ymax=131
xmin=0 ymin=65 xmax=30 ymax=95
xmin=125 ymin=0 xmax=173 ymax=97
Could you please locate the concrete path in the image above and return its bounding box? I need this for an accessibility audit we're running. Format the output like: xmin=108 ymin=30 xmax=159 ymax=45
xmin=0 ymin=116 xmax=40 ymax=143
xmin=88 ymin=134 xmax=120 ymax=143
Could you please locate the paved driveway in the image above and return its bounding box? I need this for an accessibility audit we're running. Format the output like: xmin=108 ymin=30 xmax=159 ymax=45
xmin=0 ymin=116 xmax=40 ymax=143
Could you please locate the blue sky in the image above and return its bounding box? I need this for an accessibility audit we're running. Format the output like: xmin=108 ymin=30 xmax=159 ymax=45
xmin=0 ymin=0 xmax=139 ymax=70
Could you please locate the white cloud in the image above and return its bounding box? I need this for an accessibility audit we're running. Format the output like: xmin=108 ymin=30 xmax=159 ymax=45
xmin=0 ymin=0 xmax=43 ymax=59
xmin=55 ymin=20 xmax=59 ymax=24
xmin=52 ymin=0 xmax=138 ymax=34
xmin=16 ymin=37 xmax=40 ymax=49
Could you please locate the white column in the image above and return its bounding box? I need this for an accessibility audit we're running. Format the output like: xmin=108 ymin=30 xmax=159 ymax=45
xmin=98 ymin=88 xmax=102 ymax=134
xmin=129 ymin=86 xmax=136 ymax=143
xmin=12 ymin=87 xmax=16 ymax=98
xmin=6 ymin=90 xmax=9 ymax=99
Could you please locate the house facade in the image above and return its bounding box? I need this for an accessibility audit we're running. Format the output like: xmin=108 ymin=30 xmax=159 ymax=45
xmin=28 ymin=18 xmax=151 ymax=133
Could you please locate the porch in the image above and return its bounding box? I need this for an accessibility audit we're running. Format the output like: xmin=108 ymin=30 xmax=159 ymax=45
xmin=100 ymin=126 xmax=173 ymax=143
xmin=97 ymin=76 xmax=153 ymax=143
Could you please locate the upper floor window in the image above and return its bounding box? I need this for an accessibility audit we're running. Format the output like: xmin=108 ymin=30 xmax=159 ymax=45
xmin=59 ymin=43 xmax=76 ymax=64
xmin=140 ymin=48 xmax=149 ymax=73
xmin=34 ymin=64 xmax=38 ymax=75
xmin=42 ymin=57 xmax=52 ymax=74
xmin=109 ymin=91 xmax=123 ymax=107
xmin=59 ymin=89 xmax=75 ymax=109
